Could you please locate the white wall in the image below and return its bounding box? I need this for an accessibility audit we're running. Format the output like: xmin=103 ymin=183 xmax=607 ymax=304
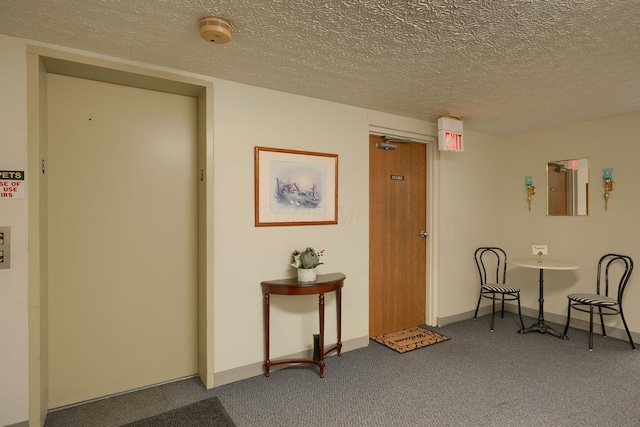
xmin=4 ymin=31 xmax=638 ymax=426
xmin=500 ymin=113 xmax=640 ymax=331
xmin=211 ymin=80 xmax=371 ymax=371
xmin=0 ymin=34 xmax=448 ymax=425
xmin=436 ymin=129 xmax=504 ymax=320
xmin=0 ymin=34 xmax=30 ymax=426
xmin=436 ymin=113 xmax=640 ymax=337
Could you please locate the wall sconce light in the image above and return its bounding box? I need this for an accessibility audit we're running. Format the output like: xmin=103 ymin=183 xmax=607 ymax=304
xmin=525 ymin=176 xmax=536 ymax=211
xmin=603 ymin=168 xmax=615 ymax=210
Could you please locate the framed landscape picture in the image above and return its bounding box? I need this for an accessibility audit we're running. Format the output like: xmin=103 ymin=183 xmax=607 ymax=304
xmin=254 ymin=146 xmax=338 ymax=226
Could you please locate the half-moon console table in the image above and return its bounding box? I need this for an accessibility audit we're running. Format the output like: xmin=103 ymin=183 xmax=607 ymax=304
xmin=261 ymin=272 xmax=345 ymax=378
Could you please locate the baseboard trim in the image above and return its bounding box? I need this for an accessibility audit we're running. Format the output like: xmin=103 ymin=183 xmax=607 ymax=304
xmin=5 ymin=421 xmax=28 ymax=427
xmin=212 ymin=335 xmax=370 ymax=387
xmin=438 ymin=303 xmax=639 ymax=343
xmin=517 ymin=304 xmax=639 ymax=343
xmin=436 ymin=305 xmax=495 ymax=326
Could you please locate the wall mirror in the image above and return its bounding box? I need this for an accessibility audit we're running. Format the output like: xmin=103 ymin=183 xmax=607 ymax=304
xmin=547 ymin=158 xmax=589 ymax=216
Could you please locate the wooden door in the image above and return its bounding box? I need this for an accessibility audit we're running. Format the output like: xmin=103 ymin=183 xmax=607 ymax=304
xmin=47 ymin=74 xmax=199 ymax=408
xmin=369 ymin=135 xmax=427 ymax=337
xmin=547 ymin=165 xmax=567 ymax=215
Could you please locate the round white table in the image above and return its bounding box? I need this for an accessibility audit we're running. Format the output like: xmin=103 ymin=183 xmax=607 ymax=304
xmin=509 ymin=258 xmax=580 ymax=338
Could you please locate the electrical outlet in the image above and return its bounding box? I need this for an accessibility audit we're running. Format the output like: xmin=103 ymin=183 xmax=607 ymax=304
xmin=532 ymin=245 xmax=548 ymax=256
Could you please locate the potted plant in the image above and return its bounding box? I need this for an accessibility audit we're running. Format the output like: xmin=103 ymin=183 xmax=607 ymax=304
xmin=291 ymin=247 xmax=325 ymax=282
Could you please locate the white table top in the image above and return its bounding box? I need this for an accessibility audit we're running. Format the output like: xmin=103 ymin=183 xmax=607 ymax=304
xmin=509 ymin=258 xmax=580 ymax=270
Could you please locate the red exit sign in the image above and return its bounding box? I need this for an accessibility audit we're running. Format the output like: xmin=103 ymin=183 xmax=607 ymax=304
xmin=438 ymin=117 xmax=464 ymax=152
xmin=442 ymin=131 xmax=463 ymax=151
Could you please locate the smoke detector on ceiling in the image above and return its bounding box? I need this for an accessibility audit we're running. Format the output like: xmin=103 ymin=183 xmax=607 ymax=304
xmin=198 ymin=16 xmax=233 ymax=44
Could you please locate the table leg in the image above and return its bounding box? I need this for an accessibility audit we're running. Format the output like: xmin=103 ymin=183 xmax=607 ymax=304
xmin=536 ymin=268 xmax=545 ymax=325
xmin=336 ymin=288 xmax=342 ymax=356
xmin=318 ymin=293 xmax=325 ymax=378
xmin=518 ymin=269 xmax=563 ymax=338
xmin=264 ymin=293 xmax=271 ymax=377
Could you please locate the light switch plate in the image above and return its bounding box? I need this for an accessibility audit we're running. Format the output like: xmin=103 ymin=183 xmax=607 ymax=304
xmin=532 ymin=245 xmax=548 ymax=255
xmin=0 ymin=226 xmax=9 ymax=269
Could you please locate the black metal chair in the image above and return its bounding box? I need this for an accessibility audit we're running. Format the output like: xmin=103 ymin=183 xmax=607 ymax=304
xmin=563 ymin=254 xmax=635 ymax=351
xmin=474 ymin=247 xmax=525 ymax=331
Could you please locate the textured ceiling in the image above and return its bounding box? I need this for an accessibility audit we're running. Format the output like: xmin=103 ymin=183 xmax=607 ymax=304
xmin=1 ymin=0 xmax=639 ymax=136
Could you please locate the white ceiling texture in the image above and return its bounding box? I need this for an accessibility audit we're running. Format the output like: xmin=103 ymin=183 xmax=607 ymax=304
xmin=1 ymin=0 xmax=639 ymax=136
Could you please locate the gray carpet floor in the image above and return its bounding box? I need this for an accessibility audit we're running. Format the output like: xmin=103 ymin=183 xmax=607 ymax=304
xmin=121 ymin=397 xmax=234 ymax=427
xmin=44 ymin=314 xmax=640 ymax=427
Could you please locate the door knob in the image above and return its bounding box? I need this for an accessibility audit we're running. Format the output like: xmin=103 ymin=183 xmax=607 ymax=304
xmin=420 ymin=231 xmax=428 ymax=238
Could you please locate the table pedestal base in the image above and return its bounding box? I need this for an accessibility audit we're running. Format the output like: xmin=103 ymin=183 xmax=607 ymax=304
xmin=518 ymin=322 xmax=564 ymax=338
xmin=515 ymin=265 xmax=570 ymax=340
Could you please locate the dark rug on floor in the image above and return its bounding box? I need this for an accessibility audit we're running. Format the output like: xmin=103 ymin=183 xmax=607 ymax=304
xmin=371 ymin=326 xmax=450 ymax=353
xmin=121 ymin=397 xmax=235 ymax=427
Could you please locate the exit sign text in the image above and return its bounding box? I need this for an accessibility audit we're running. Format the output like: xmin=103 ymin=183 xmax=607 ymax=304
xmin=441 ymin=131 xmax=463 ymax=151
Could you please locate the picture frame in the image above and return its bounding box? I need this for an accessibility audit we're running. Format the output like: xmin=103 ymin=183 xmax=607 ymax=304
xmin=255 ymin=146 xmax=338 ymax=226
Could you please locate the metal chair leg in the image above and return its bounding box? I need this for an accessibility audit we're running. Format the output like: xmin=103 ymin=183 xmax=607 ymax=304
xmin=589 ymin=306 xmax=594 ymax=351
xmin=598 ymin=306 xmax=607 ymax=337
xmin=491 ymin=293 xmax=496 ymax=331
xmin=473 ymin=294 xmax=482 ymax=319
xmin=619 ymin=309 xmax=636 ymax=350
xmin=563 ymin=300 xmax=572 ymax=336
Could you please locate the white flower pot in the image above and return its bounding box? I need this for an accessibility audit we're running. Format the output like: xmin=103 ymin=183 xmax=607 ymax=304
xmin=297 ymin=268 xmax=317 ymax=283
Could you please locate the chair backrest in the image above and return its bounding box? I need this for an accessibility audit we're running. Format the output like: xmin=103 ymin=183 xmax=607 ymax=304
xmin=475 ymin=247 xmax=508 ymax=286
xmin=596 ymin=253 xmax=634 ymax=301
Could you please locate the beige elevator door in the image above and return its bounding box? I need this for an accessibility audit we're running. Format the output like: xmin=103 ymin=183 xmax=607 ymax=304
xmin=47 ymin=74 xmax=199 ymax=408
